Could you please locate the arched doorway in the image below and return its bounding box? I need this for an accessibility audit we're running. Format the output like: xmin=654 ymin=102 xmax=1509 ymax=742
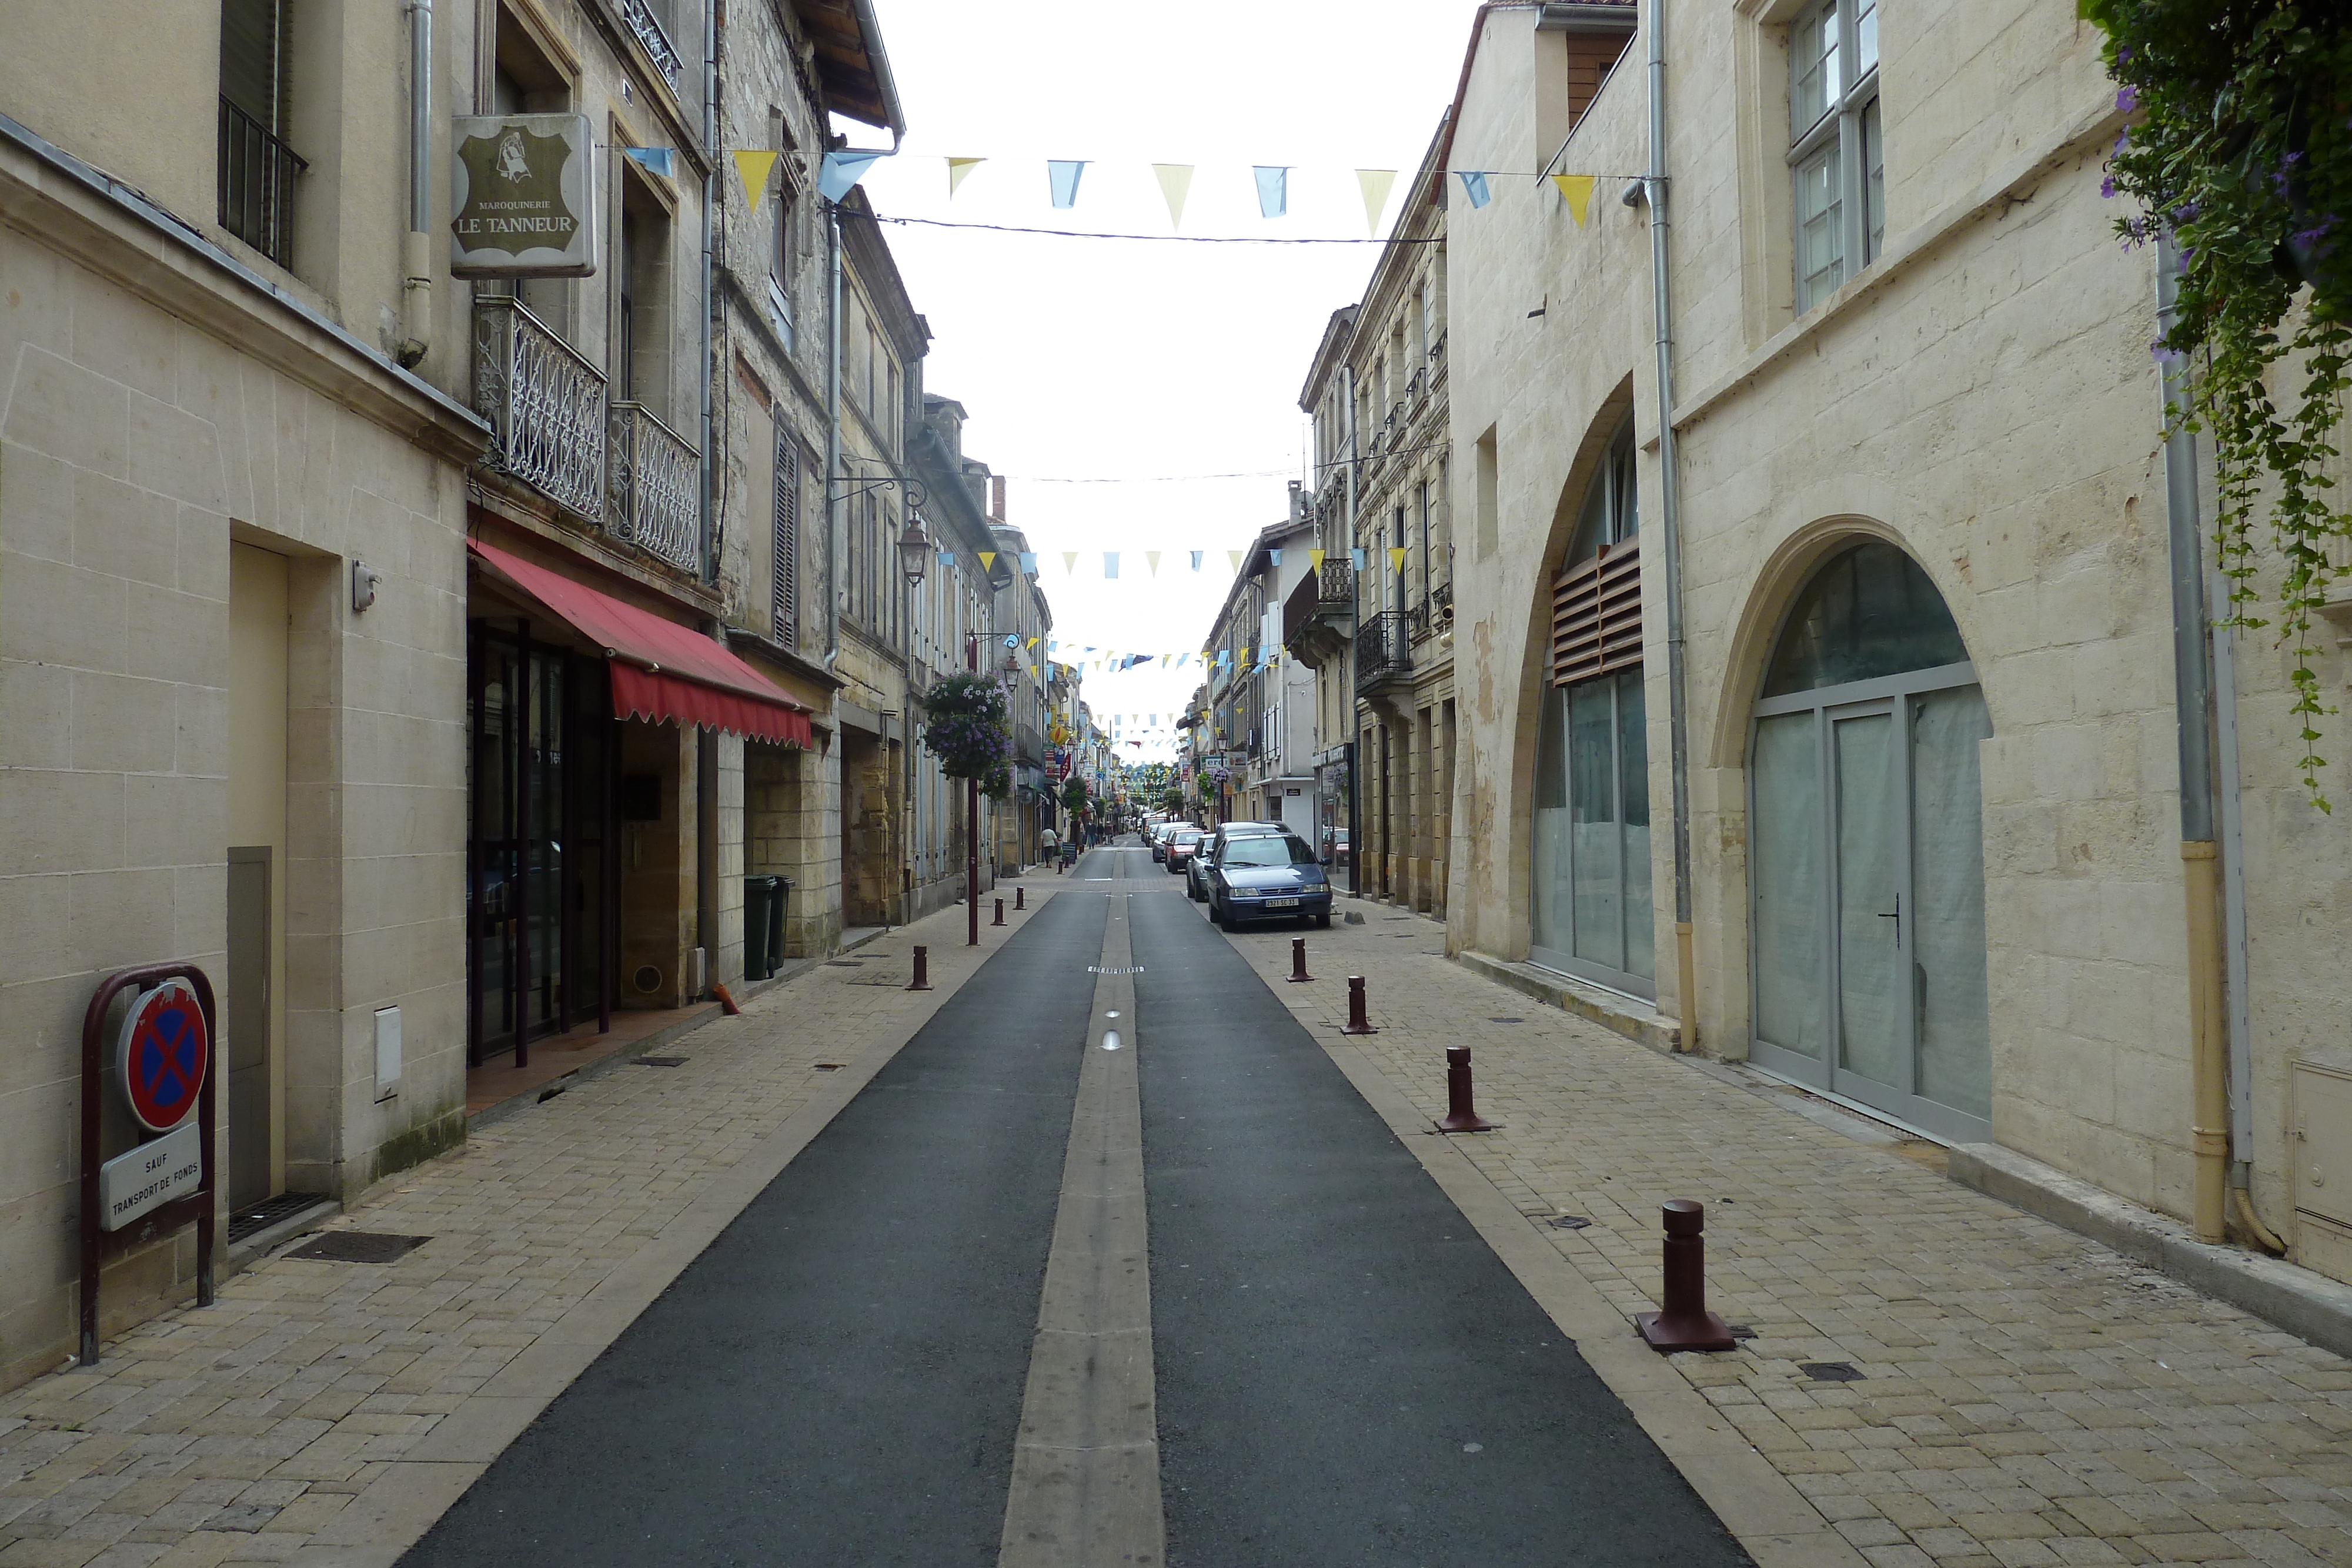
xmin=1748 ymin=540 xmax=1992 ymax=1142
xmin=1531 ymin=423 xmax=1653 ymax=998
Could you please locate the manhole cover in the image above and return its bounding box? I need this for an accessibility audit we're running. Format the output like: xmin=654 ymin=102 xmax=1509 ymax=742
xmin=1548 ymin=1214 xmax=1592 ymax=1230
xmin=1800 ymin=1361 xmax=1863 ymax=1382
xmin=639 ymin=1055 xmax=687 ymax=1067
xmin=289 ymin=1232 xmax=430 ymax=1264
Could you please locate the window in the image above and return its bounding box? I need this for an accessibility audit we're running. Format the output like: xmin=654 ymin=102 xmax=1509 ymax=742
xmin=1789 ymin=0 xmax=1882 ymax=313
xmin=771 ymin=431 xmax=799 ymax=647
xmin=218 ymin=0 xmax=302 ymax=266
xmin=769 ymin=168 xmax=797 ymax=353
xmin=1417 ymin=480 xmax=1433 ymax=604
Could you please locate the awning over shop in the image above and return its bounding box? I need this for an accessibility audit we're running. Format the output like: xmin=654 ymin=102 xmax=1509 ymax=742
xmin=468 ymin=539 xmax=814 ymax=748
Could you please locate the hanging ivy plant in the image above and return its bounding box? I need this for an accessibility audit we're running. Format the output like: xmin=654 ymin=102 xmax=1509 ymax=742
xmin=918 ymin=672 xmax=1012 ymax=799
xmin=2083 ymin=0 xmax=2352 ymax=805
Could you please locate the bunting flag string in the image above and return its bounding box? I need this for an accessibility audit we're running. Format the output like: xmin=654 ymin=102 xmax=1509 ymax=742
xmin=1550 ymin=172 xmax=1596 ymax=226
xmin=731 ymin=150 xmax=780 ymax=213
xmin=946 ymin=156 xmax=984 ymax=196
xmin=1048 ymin=159 xmax=1087 ymax=209
xmin=1356 ymin=168 xmax=1396 ymax=236
xmin=1152 ymin=163 xmax=1192 ymax=229
xmin=1252 ymin=166 xmax=1288 ymax=219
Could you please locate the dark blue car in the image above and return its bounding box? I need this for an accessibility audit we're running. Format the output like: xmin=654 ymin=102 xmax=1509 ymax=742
xmin=1205 ymin=833 xmax=1332 ymax=930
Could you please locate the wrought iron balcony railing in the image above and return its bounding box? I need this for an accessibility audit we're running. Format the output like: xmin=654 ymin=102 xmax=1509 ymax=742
xmin=617 ymin=0 xmax=686 ymax=86
xmin=475 ymin=296 xmax=609 ymax=521
xmin=609 ymin=401 xmax=701 ymax=572
xmin=217 ymin=98 xmax=305 ymax=269
xmin=1355 ymin=610 xmax=1412 ymax=693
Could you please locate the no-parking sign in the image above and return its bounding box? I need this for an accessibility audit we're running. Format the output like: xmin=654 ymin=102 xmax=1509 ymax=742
xmin=115 ymin=979 xmax=209 ymax=1132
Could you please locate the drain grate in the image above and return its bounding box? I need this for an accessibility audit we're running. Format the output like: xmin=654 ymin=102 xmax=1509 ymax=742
xmin=824 ymin=959 xmax=865 ymax=967
xmin=814 ymin=1062 xmax=843 ymax=1071
xmin=1489 ymin=1017 xmax=1525 ymax=1024
xmin=289 ymin=1231 xmax=431 ymax=1265
xmin=639 ymin=1055 xmax=688 ymax=1067
xmin=1800 ymin=1360 xmax=1864 ymax=1382
xmin=1086 ymin=965 xmax=1145 ymax=975
xmin=226 ymin=1192 xmax=332 ymax=1246
xmin=1548 ymin=1214 xmax=1593 ymax=1231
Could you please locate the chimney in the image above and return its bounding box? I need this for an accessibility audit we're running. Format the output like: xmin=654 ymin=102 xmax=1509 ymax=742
xmin=990 ymin=474 xmax=1007 ymax=524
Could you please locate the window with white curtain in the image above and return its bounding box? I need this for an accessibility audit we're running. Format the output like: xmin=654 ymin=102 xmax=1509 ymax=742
xmin=1790 ymin=0 xmax=1882 ymax=313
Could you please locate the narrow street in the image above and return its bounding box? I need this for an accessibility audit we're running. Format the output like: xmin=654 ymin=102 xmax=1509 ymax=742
xmin=397 ymin=844 xmax=1745 ymax=1567
xmin=4 ymin=848 xmax=2346 ymax=1568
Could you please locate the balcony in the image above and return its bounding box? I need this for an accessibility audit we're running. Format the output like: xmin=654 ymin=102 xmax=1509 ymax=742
xmin=1355 ymin=610 xmax=1412 ymax=696
xmin=475 ymin=296 xmax=608 ymax=523
xmin=616 ymin=0 xmax=686 ymax=87
xmin=609 ymin=402 xmax=701 ymax=572
xmin=217 ymin=98 xmax=305 ymax=269
xmin=1282 ymin=561 xmax=1355 ymax=668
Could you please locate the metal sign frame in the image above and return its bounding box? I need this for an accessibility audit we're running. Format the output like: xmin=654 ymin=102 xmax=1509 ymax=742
xmin=79 ymin=962 xmax=218 ymax=1366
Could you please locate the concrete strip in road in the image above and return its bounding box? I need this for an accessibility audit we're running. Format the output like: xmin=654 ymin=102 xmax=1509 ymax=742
xmin=998 ymin=873 xmax=1167 ymax=1567
xmin=1311 ymin=1038 xmax=1869 ymax=1568
xmin=289 ymin=891 xmax=1068 ymax=1568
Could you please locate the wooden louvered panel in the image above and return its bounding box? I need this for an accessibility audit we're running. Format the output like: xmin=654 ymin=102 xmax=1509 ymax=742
xmin=771 ymin=430 xmax=799 ymax=649
xmin=1551 ymin=542 xmax=1642 ymax=686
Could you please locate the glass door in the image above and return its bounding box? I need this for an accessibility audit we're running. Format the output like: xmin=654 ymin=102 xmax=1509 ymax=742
xmin=1749 ymin=672 xmax=1991 ymax=1142
xmin=1530 ymin=668 xmax=1654 ymax=999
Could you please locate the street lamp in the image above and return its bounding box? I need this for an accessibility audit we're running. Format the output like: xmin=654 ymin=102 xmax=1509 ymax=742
xmin=897 ymin=518 xmax=931 ymax=586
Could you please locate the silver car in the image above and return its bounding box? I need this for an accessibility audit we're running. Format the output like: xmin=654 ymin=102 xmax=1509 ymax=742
xmin=1187 ymin=821 xmax=1287 ymax=902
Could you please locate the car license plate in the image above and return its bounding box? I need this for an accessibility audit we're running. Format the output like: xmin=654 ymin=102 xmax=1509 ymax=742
xmin=1265 ymin=897 xmax=1300 ymax=908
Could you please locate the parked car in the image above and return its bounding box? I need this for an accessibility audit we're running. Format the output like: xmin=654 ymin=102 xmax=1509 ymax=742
xmin=1204 ymin=832 xmax=1333 ymax=930
xmin=1164 ymin=828 xmax=1205 ymax=873
xmin=1321 ymin=826 xmax=1350 ymax=868
xmin=1151 ymin=820 xmax=1182 ymax=863
xmin=1188 ymin=821 xmax=1287 ymax=902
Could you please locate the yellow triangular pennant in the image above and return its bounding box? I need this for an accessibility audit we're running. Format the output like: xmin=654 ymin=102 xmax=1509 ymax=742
xmin=1025 ymin=636 xmax=1039 ymax=650
xmin=1228 ymin=550 xmax=1244 ymax=571
xmin=978 ymin=551 xmax=997 ymax=570
xmin=733 ymin=150 xmax=780 ymax=215
xmin=1309 ymin=548 xmax=1325 ymax=570
xmin=1388 ymin=546 xmax=1408 ymax=573
xmin=1551 ymin=173 xmax=1596 ymax=226
xmin=1063 ymin=551 xmax=1078 ymax=573
xmin=1146 ymin=550 xmax=1161 ymax=576
xmin=1357 ymin=169 xmax=1397 ymax=237
xmin=947 ymin=156 xmax=984 ymax=196
xmin=1152 ymin=163 xmax=1194 ymax=230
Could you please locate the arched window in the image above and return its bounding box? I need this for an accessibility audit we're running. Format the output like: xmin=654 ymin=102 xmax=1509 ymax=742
xmin=1531 ymin=424 xmax=1652 ymax=996
xmin=1748 ymin=540 xmax=1990 ymax=1141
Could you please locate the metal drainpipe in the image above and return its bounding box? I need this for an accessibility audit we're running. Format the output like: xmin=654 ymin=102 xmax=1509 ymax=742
xmin=1642 ymin=0 xmax=1699 ymax=1051
xmin=823 ymin=204 xmax=844 ymax=670
xmin=2157 ymin=233 xmax=2230 ymax=1244
xmin=699 ymin=0 xmax=717 ymax=584
xmin=1341 ymin=363 xmax=1362 ymax=898
xmin=396 ymin=0 xmax=433 ymax=368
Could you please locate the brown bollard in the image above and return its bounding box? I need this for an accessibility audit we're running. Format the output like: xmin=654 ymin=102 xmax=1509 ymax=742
xmin=1016 ymin=885 xmax=1027 ymax=910
xmin=907 ymin=945 xmax=932 ymax=991
xmin=1341 ymin=975 xmax=1377 ymax=1034
xmin=1636 ymin=1200 xmax=1736 ymax=1352
xmin=1433 ymin=1045 xmax=1497 ymax=1132
xmin=992 ymin=897 xmax=1005 ymax=927
xmin=1287 ymin=937 xmax=1314 ymax=984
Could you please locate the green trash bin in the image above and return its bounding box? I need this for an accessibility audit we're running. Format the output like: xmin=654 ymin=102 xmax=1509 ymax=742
xmin=744 ymin=875 xmax=789 ymax=980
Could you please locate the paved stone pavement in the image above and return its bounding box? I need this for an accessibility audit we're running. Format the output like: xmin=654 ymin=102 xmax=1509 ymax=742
xmin=1217 ymin=900 xmax=2352 ymax=1568
xmin=0 ymin=886 xmax=1064 ymax=1568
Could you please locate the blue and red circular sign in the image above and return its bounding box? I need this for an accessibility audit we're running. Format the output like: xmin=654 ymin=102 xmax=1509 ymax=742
xmin=116 ymin=979 xmax=209 ymax=1132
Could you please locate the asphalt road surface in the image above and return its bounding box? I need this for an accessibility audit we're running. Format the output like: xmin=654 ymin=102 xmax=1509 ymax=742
xmin=399 ymin=842 xmax=1749 ymax=1568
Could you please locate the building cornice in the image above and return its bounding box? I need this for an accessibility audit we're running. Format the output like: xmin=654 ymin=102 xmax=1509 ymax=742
xmin=0 ymin=111 xmax=490 ymax=467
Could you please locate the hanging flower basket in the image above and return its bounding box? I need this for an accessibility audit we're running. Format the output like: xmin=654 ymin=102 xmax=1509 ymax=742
xmin=919 ymin=673 xmax=1012 ymax=799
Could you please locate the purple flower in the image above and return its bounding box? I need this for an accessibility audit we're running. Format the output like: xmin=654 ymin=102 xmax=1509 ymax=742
xmin=2151 ymin=341 xmax=2187 ymax=369
xmin=2102 ymin=174 xmax=2118 ymax=198
xmin=2174 ymin=200 xmax=2199 ymax=222
xmin=2116 ymin=84 xmax=2139 ymax=112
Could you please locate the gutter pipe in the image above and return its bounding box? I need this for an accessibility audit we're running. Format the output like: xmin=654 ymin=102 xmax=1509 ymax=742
xmin=699 ymin=0 xmax=717 ymax=584
xmin=823 ymin=203 xmax=843 ymax=670
xmin=1641 ymin=0 xmax=1698 ymax=1050
xmin=396 ymin=0 xmax=433 ymax=368
xmin=2157 ymin=232 xmax=2232 ymax=1246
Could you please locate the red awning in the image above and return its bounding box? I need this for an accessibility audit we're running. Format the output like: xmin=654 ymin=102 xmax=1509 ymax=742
xmin=469 ymin=539 xmax=814 ymax=748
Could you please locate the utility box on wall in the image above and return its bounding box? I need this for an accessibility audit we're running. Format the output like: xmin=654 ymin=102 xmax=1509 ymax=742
xmin=2291 ymin=1059 xmax=2352 ymax=1285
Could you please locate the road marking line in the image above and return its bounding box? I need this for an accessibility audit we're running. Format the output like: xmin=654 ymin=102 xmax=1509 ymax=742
xmin=997 ymin=890 xmax=1165 ymax=1568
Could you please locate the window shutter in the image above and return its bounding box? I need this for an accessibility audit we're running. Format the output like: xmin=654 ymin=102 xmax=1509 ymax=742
xmin=772 ymin=431 xmax=799 ymax=648
xmin=1551 ymin=540 xmax=1642 ymax=686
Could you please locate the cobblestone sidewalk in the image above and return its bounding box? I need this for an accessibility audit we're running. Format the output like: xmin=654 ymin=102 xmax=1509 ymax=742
xmin=1223 ymin=902 xmax=2352 ymax=1568
xmin=0 ymin=888 xmax=1064 ymax=1568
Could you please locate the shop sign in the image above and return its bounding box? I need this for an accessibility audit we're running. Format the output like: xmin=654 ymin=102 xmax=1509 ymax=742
xmin=450 ymin=115 xmax=598 ymax=277
xmin=99 ymin=1119 xmax=203 ymax=1232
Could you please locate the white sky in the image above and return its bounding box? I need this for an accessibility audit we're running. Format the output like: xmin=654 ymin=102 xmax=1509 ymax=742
xmin=853 ymin=0 xmax=1483 ymax=763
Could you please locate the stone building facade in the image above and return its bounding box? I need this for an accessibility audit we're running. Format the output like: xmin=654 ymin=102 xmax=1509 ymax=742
xmin=1441 ymin=0 xmax=2351 ymax=1281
